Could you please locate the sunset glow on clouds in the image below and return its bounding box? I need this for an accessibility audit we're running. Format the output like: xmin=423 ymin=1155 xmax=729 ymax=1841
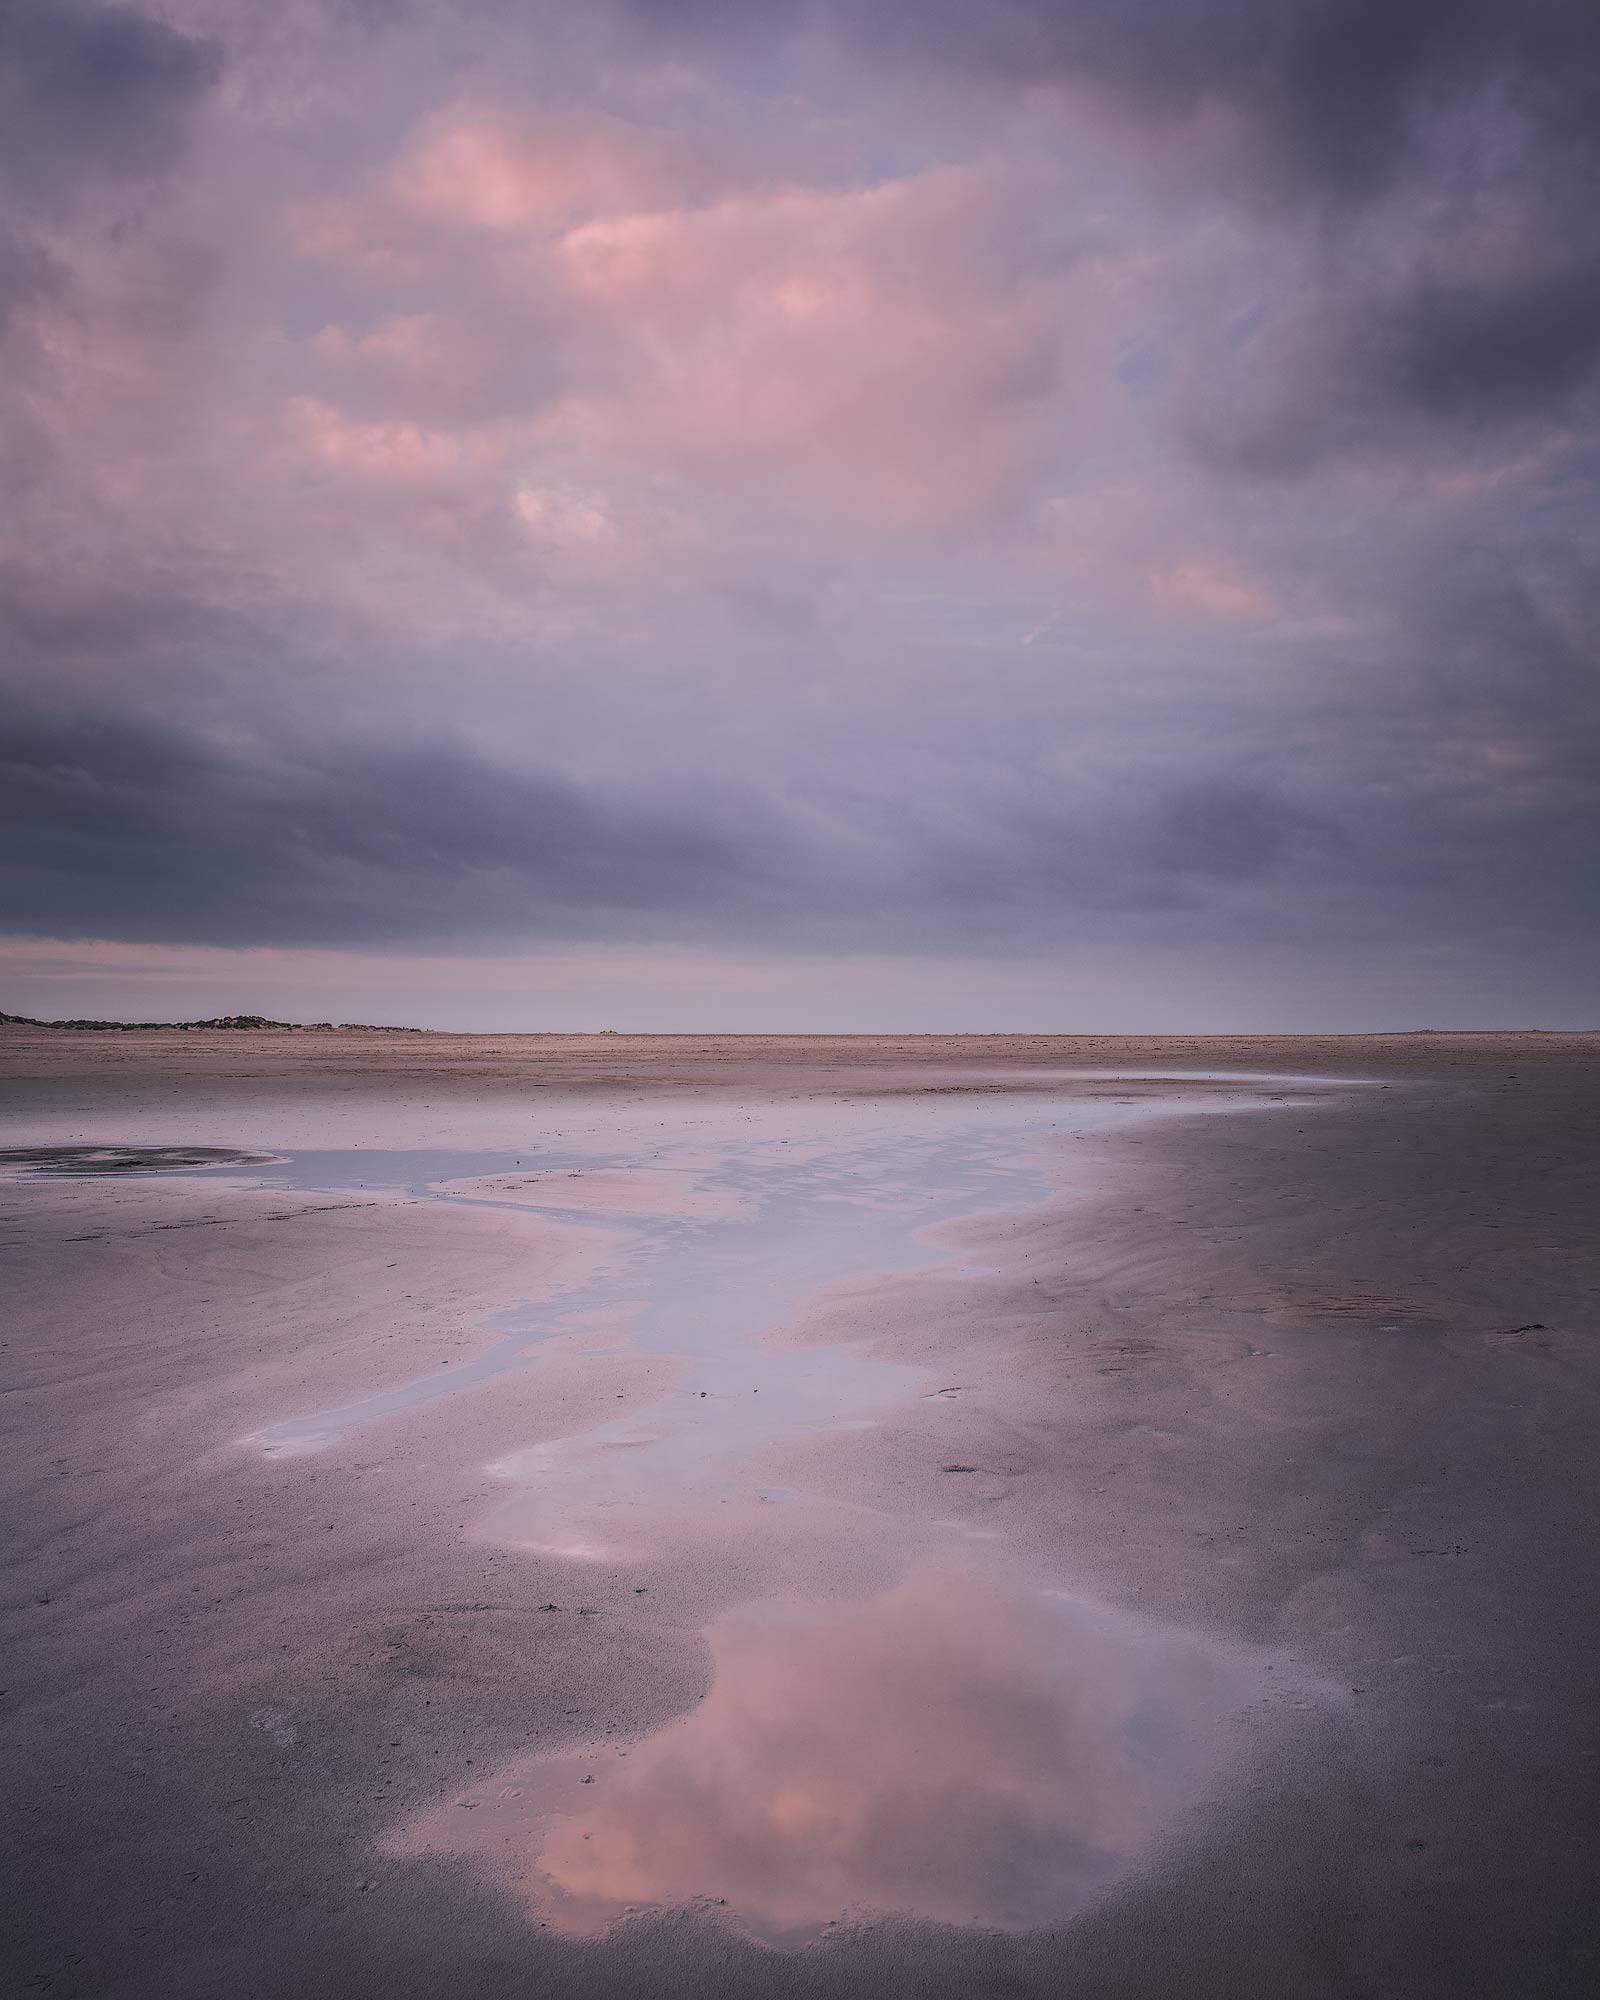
xmin=2 ymin=0 xmax=1598 ymax=1026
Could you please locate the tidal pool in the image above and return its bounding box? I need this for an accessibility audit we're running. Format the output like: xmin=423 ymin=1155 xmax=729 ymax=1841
xmin=395 ymin=1555 xmax=1288 ymax=1943
xmin=237 ymin=1081 xmax=1309 ymax=1535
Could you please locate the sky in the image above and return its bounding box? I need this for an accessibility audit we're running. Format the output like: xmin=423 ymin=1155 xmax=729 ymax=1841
xmin=2 ymin=0 xmax=1598 ymax=1030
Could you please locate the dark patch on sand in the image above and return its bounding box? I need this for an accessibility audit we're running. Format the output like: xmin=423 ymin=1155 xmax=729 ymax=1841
xmin=0 ymin=1143 xmax=279 ymax=1177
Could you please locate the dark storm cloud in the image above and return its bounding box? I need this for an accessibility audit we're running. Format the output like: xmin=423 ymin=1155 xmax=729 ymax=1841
xmin=0 ymin=696 xmax=1248 ymax=949
xmin=1144 ymin=781 xmax=1333 ymax=884
xmin=0 ymin=220 xmax=56 ymax=326
xmin=1376 ymin=260 xmax=1600 ymax=425
xmin=1184 ymin=230 xmax=1600 ymax=473
xmin=0 ymin=0 xmax=221 ymax=487
xmin=1306 ymin=534 xmax=1600 ymax=942
xmin=636 ymin=0 xmax=1599 ymax=201
xmin=1414 ymin=538 xmax=1600 ymax=777
xmin=0 ymin=0 xmax=220 ymax=204
xmin=0 ymin=701 xmax=806 ymax=948
xmin=1041 ymin=0 xmax=1600 ymax=450
xmin=5 ymin=677 xmax=1592 ymax=958
xmin=928 ymin=0 xmax=1598 ymax=205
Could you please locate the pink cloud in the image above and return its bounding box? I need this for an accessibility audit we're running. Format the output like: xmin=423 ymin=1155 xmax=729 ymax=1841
xmin=390 ymin=106 xmax=688 ymax=232
xmin=541 ymin=166 xmax=1090 ymax=522
xmin=283 ymin=111 xmax=1108 ymax=529
xmin=310 ymin=312 xmax=507 ymax=419
xmin=284 ymin=196 xmax=431 ymax=283
xmin=281 ymin=394 xmax=523 ymax=488
xmin=286 ymin=104 xmax=708 ymax=293
xmin=393 ymin=1561 xmax=1266 ymax=1941
xmin=314 ymin=313 xmax=446 ymax=373
xmin=1148 ymin=558 xmax=1276 ymax=621
xmin=1031 ymin=487 xmax=1294 ymax=631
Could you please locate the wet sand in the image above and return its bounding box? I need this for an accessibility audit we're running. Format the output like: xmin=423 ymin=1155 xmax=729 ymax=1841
xmin=2 ymin=1033 xmax=1598 ymax=1997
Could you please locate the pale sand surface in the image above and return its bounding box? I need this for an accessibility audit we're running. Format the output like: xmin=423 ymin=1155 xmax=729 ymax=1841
xmin=6 ymin=1025 xmax=1594 ymax=1102
xmin=2 ymin=1033 xmax=1598 ymax=1996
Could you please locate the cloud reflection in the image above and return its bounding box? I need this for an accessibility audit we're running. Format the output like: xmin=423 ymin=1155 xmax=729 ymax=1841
xmin=405 ymin=1560 xmax=1270 ymax=1944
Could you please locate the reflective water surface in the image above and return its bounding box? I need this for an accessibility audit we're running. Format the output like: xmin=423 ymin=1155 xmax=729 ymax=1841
xmin=2 ymin=1074 xmax=1339 ymax=1947
xmin=240 ymin=1084 xmax=1295 ymax=1502
xmin=397 ymin=1557 xmax=1277 ymax=1943
xmin=242 ymin=1097 xmax=1078 ymax=1460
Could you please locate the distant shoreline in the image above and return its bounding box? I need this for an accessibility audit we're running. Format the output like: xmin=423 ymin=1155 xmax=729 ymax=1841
xmin=0 ymin=1010 xmax=429 ymax=1034
xmin=2 ymin=1013 xmax=1593 ymax=1040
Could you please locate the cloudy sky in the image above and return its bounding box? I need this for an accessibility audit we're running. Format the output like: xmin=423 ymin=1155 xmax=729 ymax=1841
xmin=3 ymin=0 xmax=1597 ymax=1029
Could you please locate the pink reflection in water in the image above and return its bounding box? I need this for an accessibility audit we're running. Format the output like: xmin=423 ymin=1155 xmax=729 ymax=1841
xmin=398 ymin=1559 xmax=1275 ymax=1944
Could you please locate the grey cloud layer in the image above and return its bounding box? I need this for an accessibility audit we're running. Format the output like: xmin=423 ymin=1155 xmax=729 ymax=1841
xmin=0 ymin=0 xmax=1595 ymax=1002
xmin=640 ymin=0 xmax=1600 ymax=201
xmin=4 ymin=686 xmax=1590 ymax=956
xmin=1 ymin=701 xmax=792 ymax=946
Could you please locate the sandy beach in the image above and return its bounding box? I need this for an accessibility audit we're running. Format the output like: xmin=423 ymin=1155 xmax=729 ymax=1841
xmin=3 ymin=1032 xmax=1598 ymax=1997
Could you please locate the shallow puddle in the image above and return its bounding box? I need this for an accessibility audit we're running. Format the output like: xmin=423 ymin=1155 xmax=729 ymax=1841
xmin=242 ymin=1098 xmax=1069 ymax=1461
xmin=395 ymin=1556 xmax=1281 ymax=1943
xmin=242 ymin=1083 xmax=1295 ymax=1490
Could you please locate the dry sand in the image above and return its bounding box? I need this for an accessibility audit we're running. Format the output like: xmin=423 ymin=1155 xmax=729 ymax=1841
xmin=2 ymin=1032 xmax=1598 ymax=1997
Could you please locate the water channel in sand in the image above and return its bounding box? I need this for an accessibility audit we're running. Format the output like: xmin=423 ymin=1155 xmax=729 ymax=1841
xmin=5 ymin=1073 xmax=1344 ymax=1944
xmin=233 ymin=1078 xmax=1322 ymax=1502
